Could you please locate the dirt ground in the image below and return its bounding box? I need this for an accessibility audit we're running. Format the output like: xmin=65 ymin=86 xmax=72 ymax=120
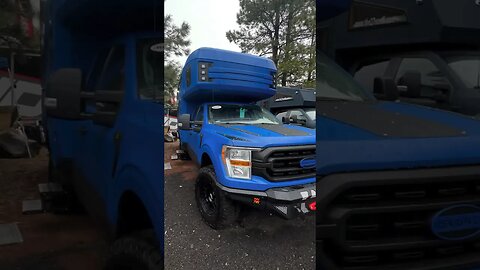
xmin=0 ymin=148 xmax=107 ymax=270
xmin=164 ymin=141 xmax=315 ymax=270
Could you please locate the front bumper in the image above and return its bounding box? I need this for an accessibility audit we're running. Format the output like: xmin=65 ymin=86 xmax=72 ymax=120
xmin=216 ymin=181 xmax=316 ymax=219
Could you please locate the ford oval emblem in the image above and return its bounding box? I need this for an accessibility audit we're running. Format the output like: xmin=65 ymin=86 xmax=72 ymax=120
xmin=431 ymin=204 xmax=480 ymax=241
xmin=299 ymin=157 xmax=316 ymax=169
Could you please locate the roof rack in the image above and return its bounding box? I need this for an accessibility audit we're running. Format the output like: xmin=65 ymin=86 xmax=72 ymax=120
xmin=260 ymin=87 xmax=315 ymax=113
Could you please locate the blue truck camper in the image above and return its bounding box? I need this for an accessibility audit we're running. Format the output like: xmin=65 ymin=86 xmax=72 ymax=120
xmin=177 ymin=48 xmax=316 ymax=229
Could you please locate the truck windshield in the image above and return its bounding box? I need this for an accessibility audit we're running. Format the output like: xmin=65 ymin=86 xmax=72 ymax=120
xmin=317 ymin=52 xmax=374 ymax=101
xmin=137 ymin=37 xmax=163 ymax=101
xmin=305 ymin=108 xmax=315 ymax=120
xmin=446 ymin=56 xmax=480 ymax=89
xmin=208 ymin=104 xmax=280 ymax=125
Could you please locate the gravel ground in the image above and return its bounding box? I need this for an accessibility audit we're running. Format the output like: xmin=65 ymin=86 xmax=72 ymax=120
xmin=164 ymin=142 xmax=315 ymax=270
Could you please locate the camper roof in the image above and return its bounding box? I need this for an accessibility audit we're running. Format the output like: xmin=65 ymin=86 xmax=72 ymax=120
xmin=179 ymin=48 xmax=276 ymax=104
xmin=261 ymin=87 xmax=316 ymax=112
xmin=184 ymin=48 xmax=275 ymax=70
xmin=331 ymin=0 xmax=480 ymax=51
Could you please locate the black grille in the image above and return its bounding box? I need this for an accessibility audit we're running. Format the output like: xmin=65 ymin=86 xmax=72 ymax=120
xmin=252 ymin=145 xmax=315 ymax=182
xmin=317 ymin=166 xmax=480 ymax=270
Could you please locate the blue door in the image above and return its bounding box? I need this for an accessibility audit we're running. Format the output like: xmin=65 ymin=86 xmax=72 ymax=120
xmin=75 ymin=44 xmax=126 ymax=218
xmin=189 ymin=105 xmax=204 ymax=162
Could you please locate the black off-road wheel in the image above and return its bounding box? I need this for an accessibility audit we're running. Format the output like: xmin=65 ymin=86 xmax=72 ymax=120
xmin=105 ymin=230 xmax=163 ymax=270
xmin=195 ymin=165 xmax=239 ymax=229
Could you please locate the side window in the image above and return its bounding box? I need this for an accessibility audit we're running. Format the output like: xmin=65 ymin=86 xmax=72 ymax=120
xmin=194 ymin=106 xmax=204 ymax=123
xmin=186 ymin=66 xmax=192 ymax=87
xmin=95 ymin=46 xmax=125 ymax=92
xmin=354 ymin=60 xmax=390 ymax=91
xmin=86 ymin=49 xmax=110 ymax=91
xmin=395 ymin=58 xmax=447 ymax=96
xmin=94 ymin=46 xmax=125 ymax=114
xmin=276 ymin=111 xmax=287 ymax=122
xmin=290 ymin=110 xmax=306 ymax=120
xmin=137 ymin=38 xmax=162 ymax=100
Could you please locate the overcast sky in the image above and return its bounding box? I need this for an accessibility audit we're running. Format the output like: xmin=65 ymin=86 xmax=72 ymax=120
xmin=165 ymin=0 xmax=241 ymax=65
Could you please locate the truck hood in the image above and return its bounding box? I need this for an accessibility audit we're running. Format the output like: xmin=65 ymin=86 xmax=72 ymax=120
xmin=317 ymin=101 xmax=480 ymax=175
xmin=212 ymin=123 xmax=316 ymax=148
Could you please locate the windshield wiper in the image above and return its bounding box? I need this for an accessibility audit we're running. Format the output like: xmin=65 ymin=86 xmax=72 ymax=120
xmin=317 ymin=96 xmax=356 ymax=102
xmin=220 ymin=122 xmax=250 ymax=125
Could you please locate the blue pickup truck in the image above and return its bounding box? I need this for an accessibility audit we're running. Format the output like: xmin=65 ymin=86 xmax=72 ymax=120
xmin=177 ymin=48 xmax=316 ymax=229
xmin=315 ymin=51 xmax=480 ymax=270
xmin=42 ymin=0 xmax=163 ymax=268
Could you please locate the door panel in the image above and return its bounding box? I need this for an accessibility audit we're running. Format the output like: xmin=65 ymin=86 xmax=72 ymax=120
xmin=75 ymin=45 xmax=126 ymax=216
xmin=190 ymin=105 xmax=204 ymax=162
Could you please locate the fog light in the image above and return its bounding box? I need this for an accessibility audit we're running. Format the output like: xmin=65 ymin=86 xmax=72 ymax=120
xmin=308 ymin=201 xmax=316 ymax=211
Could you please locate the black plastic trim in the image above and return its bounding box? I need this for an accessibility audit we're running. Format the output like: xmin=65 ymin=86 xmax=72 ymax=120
xmin=316 ymin=165 xmax=480 ymax=270
xmin=252 ymin=145 xmax=316 ymax=181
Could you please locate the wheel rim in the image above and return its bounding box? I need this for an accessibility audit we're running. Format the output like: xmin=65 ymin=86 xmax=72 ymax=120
xmin=198 ymin=177 xmax=216 ymax=216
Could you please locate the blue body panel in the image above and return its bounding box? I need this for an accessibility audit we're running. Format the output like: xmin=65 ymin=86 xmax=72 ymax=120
xmin=317 ymin=101 xmax=480 ymax=176
xmin=179 ymin=48 xmax=315 ymax=192
xmin=192 ymin=103 xmax=315 ymax=191
xmin=179 ymin=48 xmax=277 ymax=117
xmin=43 ymin=0 xmax=163 ymax=250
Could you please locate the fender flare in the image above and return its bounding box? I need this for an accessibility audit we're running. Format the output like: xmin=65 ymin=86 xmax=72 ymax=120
xmin=108 ymin=164 xmax=163 ymax=243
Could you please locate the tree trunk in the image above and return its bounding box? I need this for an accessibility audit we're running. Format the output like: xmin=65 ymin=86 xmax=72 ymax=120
xmin=307 ymin=27 xmax=315 ymax=82
xmin=281 ymin=4 xmax=294 ymax=86
xmin=271 ymin=3 xmax=280 ymax=85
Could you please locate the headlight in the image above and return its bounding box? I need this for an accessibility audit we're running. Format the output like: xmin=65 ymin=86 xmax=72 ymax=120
xmin=222 ymin=146 xmax=256 ymax=180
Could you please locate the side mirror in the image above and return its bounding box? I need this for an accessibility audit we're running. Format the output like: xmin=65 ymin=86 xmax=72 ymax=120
xmin=399 ymin=70 xmax=421 ymax=98
xmin=432 ymin=83 xmax=451 ymax=102
xmin=281 ymin=116 xmax=289 ymax=124
xmin=373 ymin=77 xmax=399 ymax=101
xmin=44 ymin=68 xmax=84 ymax=119
xmin=92 ymin=91 xmax=124 ymax=127
xmin=178 ymin=114 xmax=191 ymax=130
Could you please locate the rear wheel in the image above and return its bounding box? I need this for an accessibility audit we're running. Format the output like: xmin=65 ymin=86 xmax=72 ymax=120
xmin=195 ymin=165 xmax=239 ymax=229
xmin=105 ymin=230 xmax=163 ymax=270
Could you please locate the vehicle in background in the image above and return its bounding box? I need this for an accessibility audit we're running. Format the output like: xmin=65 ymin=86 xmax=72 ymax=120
xmin=164 ymin=107 xmax=178 ymax=141
xmin=177 ymin=48 xmax=316 ymax=229
xmin=42 ymin=0 xmax=163 ymax=269
xmin=324 ymin=0 xmax=480 ymax=116
xmin=260 ymin=87 xmax=316 ymax=129
xmin=275 ymin=108 xmax=315 ymax=129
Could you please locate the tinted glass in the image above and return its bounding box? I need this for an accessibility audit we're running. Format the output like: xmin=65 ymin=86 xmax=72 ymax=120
xmin=195 ymin=106 xmax=204 ymax=122
xmin=354 ymin=60 xmax=389 ymax=91
xmin=396 ymin=58 xmax=445 ymax=87
xmin=317 ymin=52 xmax=374 ymax=101
xmin=96 ymin=46 xmax=125 ymax=91
xmin=137 ymin=38 xmax=163 ymax=100
xmin=208 ymin=104 xmax=280 ymax=125
xmin=305 ymin=108 xmax=315 ymax=120
xmin=447 ymin=56 xmax=480 ymax=89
